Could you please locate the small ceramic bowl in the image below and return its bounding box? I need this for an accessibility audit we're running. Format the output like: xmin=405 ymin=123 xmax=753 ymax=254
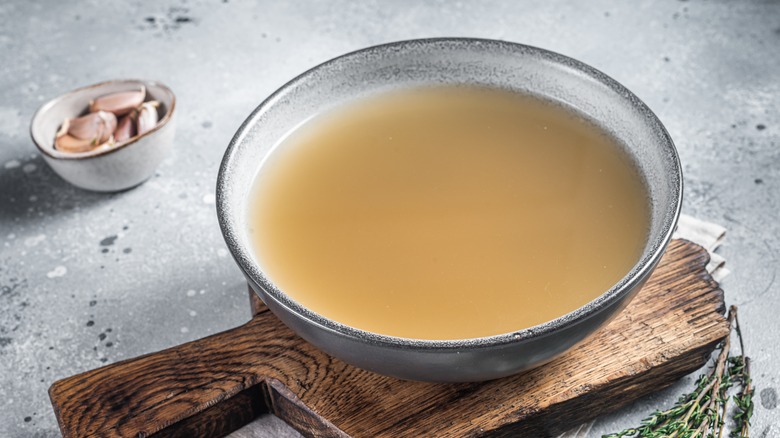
xmin=30 ymin=79 xmax=176 ymax=192
xmin=218 ymin=39 xmax=682 ymax=382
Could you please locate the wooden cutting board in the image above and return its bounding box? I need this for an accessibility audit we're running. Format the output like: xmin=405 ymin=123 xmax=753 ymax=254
xmin=49 ymin=239 xmax=728 ymax=437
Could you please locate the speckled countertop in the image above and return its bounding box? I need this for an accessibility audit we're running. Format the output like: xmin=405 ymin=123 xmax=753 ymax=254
xmin=1 ymin=1 xmax=778 ymax=437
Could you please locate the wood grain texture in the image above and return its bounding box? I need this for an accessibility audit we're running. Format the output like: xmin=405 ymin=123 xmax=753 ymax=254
xmin=49 ymin=239 xmax=728 ymax=437
xmin=153 ymin=386 xmax=265 ymax=438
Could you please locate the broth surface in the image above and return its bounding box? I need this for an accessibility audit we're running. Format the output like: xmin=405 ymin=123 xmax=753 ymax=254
xmin=248 ymin=86 xmax=649 ymax=340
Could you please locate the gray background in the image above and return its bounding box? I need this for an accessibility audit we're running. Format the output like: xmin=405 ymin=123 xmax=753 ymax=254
xmin=1 ymin=1 xmax=778 ymax=436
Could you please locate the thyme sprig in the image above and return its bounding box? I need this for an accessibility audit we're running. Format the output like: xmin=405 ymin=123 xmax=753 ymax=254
xmin=604 ymin=306 xmax=753 ymax=438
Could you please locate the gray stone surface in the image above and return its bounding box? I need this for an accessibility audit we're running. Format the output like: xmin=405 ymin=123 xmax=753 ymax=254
xmin=0 ymin=0 xmax=777 ymax=436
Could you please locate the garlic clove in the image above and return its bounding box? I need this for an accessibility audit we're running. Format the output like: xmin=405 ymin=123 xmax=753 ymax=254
xmin=89 ymin=86 xmax=146 ymax=116
xmin=65 ymin=111 xmax=117 ymax=144
xmin=114 ymin=113 xmax=137 ymax=143
xmin=56 ymin=118 xmax=71 ymax=138
xmin=55 ymin=134 xmax=95 ymax=153
xmin=95 ymin=111 xmax=118 ymax=144
xmin=137 ymin=101 xmax=160 ymax=135
xmin=64 ymin=112 xmax=102 ymax=140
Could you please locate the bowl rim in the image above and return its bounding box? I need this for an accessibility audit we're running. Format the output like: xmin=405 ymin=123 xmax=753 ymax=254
xmin=217 ymin=37 xmax=683 ymax=351
xmin=29 ymin=78 xmax=176 ymax=161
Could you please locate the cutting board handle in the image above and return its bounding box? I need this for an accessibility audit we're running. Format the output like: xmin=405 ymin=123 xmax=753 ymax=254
xmin=49 ymin=289 xmax=346 ymax=438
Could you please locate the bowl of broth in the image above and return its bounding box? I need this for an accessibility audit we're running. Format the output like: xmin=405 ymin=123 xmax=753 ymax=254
xmin=217 ymin=38 xmax=682 ymax=382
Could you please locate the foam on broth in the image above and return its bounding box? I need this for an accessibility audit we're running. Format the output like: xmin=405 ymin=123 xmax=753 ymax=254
xmin=247 ymin=86 xmax=649 ymax=340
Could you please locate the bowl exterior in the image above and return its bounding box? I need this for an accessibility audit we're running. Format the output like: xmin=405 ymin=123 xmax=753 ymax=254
xmin=41 ymin=117 xmax=175 ymax=192
xmin=248 ymin=268 xmax=654 ymax=382
xmin=218 ymin=38 xmax=682 ymax=382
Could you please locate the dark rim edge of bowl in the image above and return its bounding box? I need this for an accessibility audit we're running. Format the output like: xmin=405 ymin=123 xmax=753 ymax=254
xmin=29 ymin=79 xmax=176 ymax=161
xmin=217 ymin=37 xmax=683 ymax=351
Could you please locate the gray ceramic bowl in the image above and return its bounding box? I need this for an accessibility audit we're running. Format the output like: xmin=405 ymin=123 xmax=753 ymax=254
xmin=30 ymin=79 xmax=176 ymax=192
xmin=218 ymin=38 xmax=682 ymax=382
